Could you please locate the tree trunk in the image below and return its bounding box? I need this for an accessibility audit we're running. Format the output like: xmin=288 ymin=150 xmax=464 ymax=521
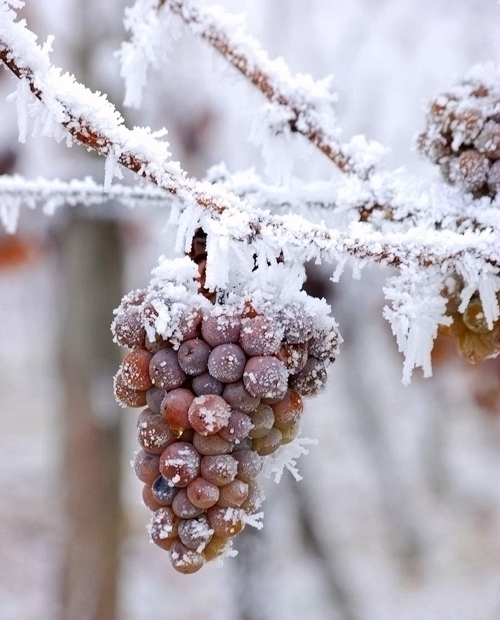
xmin=58 ymin=213 xmax=124 ymax=620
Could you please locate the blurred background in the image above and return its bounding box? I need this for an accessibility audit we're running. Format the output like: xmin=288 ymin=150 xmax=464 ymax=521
xmin=0 ymin=1 xmax=499 ymax=619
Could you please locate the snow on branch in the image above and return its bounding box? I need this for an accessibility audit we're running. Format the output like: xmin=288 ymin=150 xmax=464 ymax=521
xmin=120 ymin=0 xmax=385 ymax=176
xmin=0 ymin=175 xmax=173 ymax=232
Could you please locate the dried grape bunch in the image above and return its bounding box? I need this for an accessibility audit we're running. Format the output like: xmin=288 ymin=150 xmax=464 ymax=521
xmin=417 ymin=65 xmax=500 ymax=197
xmin=111 ymin=256 xmax=340 ymax=573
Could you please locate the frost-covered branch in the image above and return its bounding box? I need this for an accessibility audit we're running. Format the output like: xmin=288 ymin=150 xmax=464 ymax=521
xmin=120 ymin=0 xmax=384 ymax=176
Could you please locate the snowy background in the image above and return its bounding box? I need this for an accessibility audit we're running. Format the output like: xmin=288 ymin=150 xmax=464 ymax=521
xmin=0 ymin=1 xmax=499 ymax=619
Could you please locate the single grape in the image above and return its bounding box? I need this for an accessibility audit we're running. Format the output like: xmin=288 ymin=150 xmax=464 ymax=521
xmin=148 ymin=507 xmax=180 ymax=550
xmin=191 ymin=372 xmax=224 ymax=397
xmin=151 ymin=475 xmax=179 ymax=506
xmin=243 ymin=356 xmax=288 ymax=400
xmin=178 ymin=514 xmax=213 ymax=551
xmin=247 ymin=404 xmax=275 ymax=438
xmin=161 ymin=388 xmax=194 ymax=434
xmin=142 ymin=484 xmax=164 ymax=512
xmin=178 ymin=308 xmax=203 ymax=342
xmin=149 ymin=348 xmax=186 ymax=390
xmin=172 ymin=488 xmax=204 ymax=519
xmin=159 ymin=442 xmax=201 ymax=487
xmin=177 ymin=338 xmax=211 ymax=376
xmin=201 ymin=311 xmax=241 ymax=347
xmin=133 ymin=449 xmax=160 ymax=484
xmin=201 ymin=454 xmax=238 ymax=486
xmin=289 ymin=357 xmax=327 ymax=396
xmin=280 ymin=305 xmax=314 ymax=343
xmin=112 ymin=305 xmax=146 ymax=349
xmin=186 ymin=477 xmax=220 ymax=509
xmin=207 ymin=506 xmax=245 ymax=538
xmin=272 ymin=389 xmax=303 ymax=429
xmin=232 ymin=449 xmax=263 ymax=483
xmin=217 ymin=479 xmax=249 ymax=508
xmin=280 ymin=420 xmax=301 ymax=445
xmin=169 ymin=540 xmax=205 ymax=574
xmin=252 ymin=427 xmax=283 ymax=456
xmin=145 ymin=386 xmax=165 ymax=415
xmin=207 ymin=343 xmax=247 ymax=383
xmin=192 ymin=432 xmax=233 ymax=456
xmin=188 ymin=394 xmax=232 ymax=436
xmin=239 ymin=315 xmax=283 ymax=356
xmin=202 ymin=534 xmax=231 ymax=561
xmin=113 ymin=370 xmax=147 ymax=408
xmin=240 ymin=479 xmax=265 ymax=513
xmin=218 ymin=410 xmax=253 ymax=444
xmin=145 ymin=334 xmax=171 ymax=355
xmin=276 ymin=342 xmax=308 ymax=374
xmin=137 ymin=409 xmax=176 ymax=455
xmin=222 ymin=381 xmax=260 ymax=413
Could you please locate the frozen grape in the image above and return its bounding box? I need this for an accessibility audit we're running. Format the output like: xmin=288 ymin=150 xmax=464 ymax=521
xmin=191 ymin=372 xmax=224 ymax=396
xmin=240 ymin=479 xmax=265 ymax=514
xmin=308 ymin=330 xmax=338 ymax=363
xmin=160 ymin=442 xmax=201 ymax=488
xmin=121 ymin=349 xmax=153 ymax=390
xmin=178 ymin=308 xmax=202 ymax=342
xmin=252 ymin=427 xmax=283 ymax=456
xmin=186 ymin=477 xmax=220 ymax=509
xmin=201 ymin=312 xmax=241 ymax=347
xmin=243 ymin=356 xmax=288 ymax=400
xmin=161 ymin=388 xmax=194 ymax=434
xmin=151 ymin=475 xmax=179 ymax=506
xmin=201 ymin=454 xmax=238 ymax=486
xmin=145 ymin=386 xmax=165 ymax=415
xmin=113 ymin=370 xmax=147 ymax=408
xmin=177 ymin=338 xmax=211 ymax=376
xmin=172 ymin=489 xmax=204 ymax=519
xmin=280 ymin=420 xmax=301 ymax=445
xmin=207 ymin=343 xmax=246 ymax=383
xmin=239 ymin=315 xmax=283 ymax=356
xmin=218 ymin=411 xmax=253 ymax=444
xmin=142 ymin=484 xmax=163 ymax=511
xmin=112 ymin=305 xmax=146 ymax=349
xmin=149 ymin=348 xmax=186 ymax=390
xmin=290 ymin=357 xmax=327 ymax=396
xmin=233 ymin=436 xmax=253 ymax=451
xmin=217 ymin=479 xmax=249 ymax=508
xmin=247 ymin=404 xmax=274 ymax=438
xmin=145 ymin=334 xmax=171 ymax=355
xmin=192 ymin=432 xmax=233 ymax=456
xmin=463 ymin=297 xmax=490 ymax=333
xmin=202 ymin=534 xmax=230 ymax=561
xmin=232 ymin=449 xmax=263 ymax=483
xmin=280 ymin=305 xmax=314 ymax=343
xmin=169 ymin=540 xmax=205 ymax=574
xmin=276 ymin=342 xmax=308 ymax=374
xmin=134 ymin=449 xmax=160 ymax=484
xmin=272 ymin=389 xmax=303 ymax=429
xmin=222 ymin=381 xmax=260 ymax=413
xmin=207 ymin=506 xmax=245 ymax=538
xmin=137 ymin=409 xmax=176 ymax=454
xmin=148 ymin=507 xmax=180 ymax=550
xmin=178 ymin=514 xmax=213 ymax=551
xmin=188 ymin=394 xmax=232 ymax=436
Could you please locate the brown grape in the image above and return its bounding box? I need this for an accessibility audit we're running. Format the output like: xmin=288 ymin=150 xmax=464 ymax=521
xmin=137 ymin=409 xmax=176 ymax=455
xmin=222 ymin=381 xmax=260 ymax=413
xmin=247 ymin=404 xmax=275 ymax=438
xmin=243 ymin=356 xmax=288 ymax=400
xmin=272 ymin=389 xmax=303 ymax=429
xmin=208 ymin=343 xmax=247 ymax=383
xmin=142 ymin=484 xmax=164 ymax=511
xmin=276 ymin=342 xmax=308 ymax=374
xmin=252 ymin=427 xmax=283 ymax=456
xmin=202 ymin=534 xmax=230 ymax=561
xmin=290 ymin=357 xmax=327 ymax=396
xmin=217 ymin=479 xmax=249 ymax=508
xmin=201 ymin=454 xmax=238 ymax=486
xmin=240 ymin=479 xmax=265 ymax=513
xmin=169 ymin=540 xmax=205 ymax=574
xmin=133 ymin=449 xmax=160 ymax=484
xmin=232 ymin=449 xmax=263 ymax=483
xmin=177 ymin=338 xmax=211 ymax=376
xmin=192 ymin=432 xmax=233 ymax=456
xmin=188 ymin=394 xmax=232 ymax=436
xmin=186 ymin=477 xmax=220 ymax=509
xmin=113 ymin=370 xmax=147 ymax=408
xmin=201 ymin=312 xmax=241 ymax=347
xmin=149 ymin=348 xmax=186 ymax=390
xmin=112 ymin=305 xmax=146 ymax=349
xmin=280 ymin=420 xmax=301 ymax=445
xmin=207 ymin=506 xmax=245 ymax=538
xmin=148 ymin=507 xmax=180 ymax=548
xmin=463 ymin=297 xmax=490 ymax=333
xmin=161 ymin=388 xmax=194 ymax=434
xmin=121 ymin=349 xmax=153 ymax=390
xmin=218 ymin=410 xmax=253 ymax=444
xmin=239 ymin=315 xmax=283 ymax=356
xmin=159 ymin=442 xmax=201 ymax=488
xmin=172 ymin=488 xmax=204 ymax=519
xmin=178 ymin=514 xmax=213 ymax=551
xmin=151 ymin=475 xmax=179 ymax=506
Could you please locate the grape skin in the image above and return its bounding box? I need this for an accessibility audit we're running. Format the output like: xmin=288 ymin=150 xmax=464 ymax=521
xmin=161 ymin=388 xmax=194 ymax=434
xmin=207 ymin=506 xmax=245 ymax=538
xmin=149 ymin=348 xmax=186 ymax=390
xmin=232 ymin=449 xmax=263 ymax=483
xmin=218 ymin=410 xmax=253 ymax=444
xmin=207 ymin=343 xmax=247 ymax=383
xmin=239 ymin=315 xmax=283 ymax=356
xmin=121 ymin=349 xmax=154 ymax=390
xmin=201 ymin=312 xmax=241 ymax=347
xmin=137 ymin=409 xmax=176 ymax=455
xmin=177 ymin=338 xmax=211 ymax=376
xmin=222 ymin=381 xmax=260 ymax=413
xmin=243 ymin=356 xmax=288 ymax=400
xmin=134 ymin=449 xmax=161 ymax=484
xmin=145 ymin=386 xmax=165 ymax=415
xmin=114 ymin=370 xmax=147 ymax=408
xmin=252 ymin=427 xmax=283 ymax=456
xmin=186 ymin=477 xmax=220 ymax=509
xmin=217 ymin=479 xmax=249 ymax=508
xmin=201 ymin=454 xmax=238 ymax=486
xmin=178 ymin=515 xmax=213 ymax=551
xmin=191 ymin=372 xmax=224 ymax=397
xmin=169 ymin=540 xmax=206 ymax=574
xmin=172 ymin=489 xmax=204 ymax=519
xmin=188 ymin=394 xmax=232 ymax=436
xmin=159 ymin=442 xmax=201 ymax=488
xmin=151 ymin=475 xmax=179 ymax=506
xmin=247 ymin=404 xmax=275 ymax=438
xmin=272 ymin=389 xmax=303 ymax=429
xmin=192 ymin=432 xmax=233 ymax=456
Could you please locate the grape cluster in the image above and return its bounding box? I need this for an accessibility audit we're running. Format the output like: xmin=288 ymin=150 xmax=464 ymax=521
xmin=438 ymin=288 xmax=500 ymax=364
xmin=112 ymin=263 xmax=339 ymax=573
xmin=417 ymin=66 xmax=500 ymax=197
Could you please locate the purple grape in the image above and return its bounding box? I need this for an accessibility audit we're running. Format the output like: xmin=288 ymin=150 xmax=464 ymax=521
xmin=186 ymin=477 xmax=220 ymax=509
xmin=146 ymin=386 xmax=165 ymax=415
xmin=201 ymin=454 xmax=238 ymax=486
xmin=289 ymin=357 xmax=327 ymax=396
xmin=159 ymin=441 xmax=201 ymax=487
xmin=191 ymin=372 xmax=224 ymax=396
xmin=243 ymin=356 xmax=288 ymax=399
xmin=218 ymin=410 xmax=253 ymax=444
xmin=192 ymin=432 xmax=233 ymax=456
xmin=178 ymin=514 xmax=213 ymax=551
xmin=149 ymin=348 xmax=186 ymax=390
xmin=133 ymin=449 xmax=160 ymax=484
xmin=239 ymin=315 xmax=283 ymax=356
xmin=201 ymin=312 xmax=241 ymax=347
xmin=188 ymin=394 xmax=231 ymax=436
xmin=172 ymin=489 xmax=204 ymax=519
xmin=151 ymin=475 xmax=179 ymax=506
xmin=222 ymin=381 xmax=260 ymax=413
xmin=177 ymin=338 xmax=211 ymax=376
xmin=208 ymin=343 xmax=246 ymax=383
xmin=137 ymin=409 xmax=176 ymax=455
xmin=232 ymin=449 xmax=263 ymax=483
